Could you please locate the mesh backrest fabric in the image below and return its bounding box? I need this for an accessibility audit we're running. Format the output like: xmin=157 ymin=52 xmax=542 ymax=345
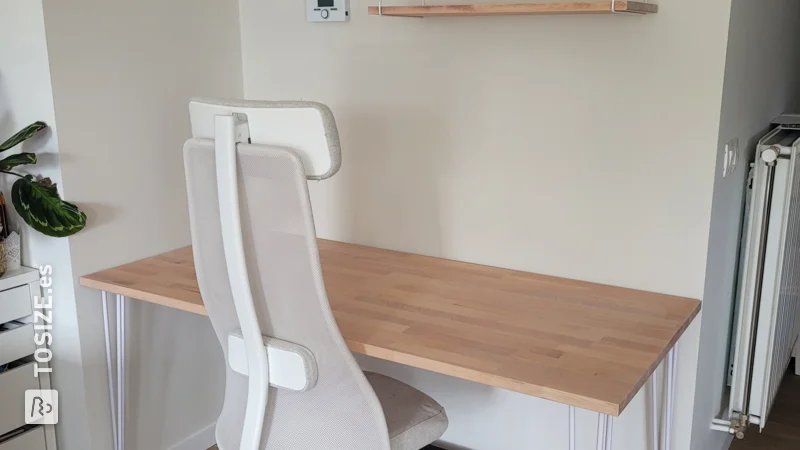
xmin=183 ymin=139 xmax=391 ymax=450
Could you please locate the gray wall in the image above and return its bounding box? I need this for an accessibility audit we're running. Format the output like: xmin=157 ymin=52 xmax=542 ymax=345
xmin=691 ymin=1 xmax=800 ymax=449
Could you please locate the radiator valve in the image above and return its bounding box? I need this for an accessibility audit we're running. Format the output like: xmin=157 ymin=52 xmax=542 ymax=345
xmin=761 ymin=146 xmax=780 ymax=164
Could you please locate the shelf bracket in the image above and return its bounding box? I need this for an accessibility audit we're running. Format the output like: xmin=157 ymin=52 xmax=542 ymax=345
xmin=612 ymin=0 xmax=650 ymax=15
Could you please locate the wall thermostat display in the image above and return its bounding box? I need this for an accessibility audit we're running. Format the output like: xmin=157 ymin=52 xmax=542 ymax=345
xmin=307 ymin=0 xmax=349 ymax=22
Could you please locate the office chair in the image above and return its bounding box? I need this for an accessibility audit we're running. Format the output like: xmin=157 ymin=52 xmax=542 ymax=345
xmin=183 ymin=98 xmax=448 ymax=450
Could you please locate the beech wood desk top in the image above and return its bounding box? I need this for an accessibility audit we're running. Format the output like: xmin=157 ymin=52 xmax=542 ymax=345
xmin=80 ymin=240 xmax=700 ymax=416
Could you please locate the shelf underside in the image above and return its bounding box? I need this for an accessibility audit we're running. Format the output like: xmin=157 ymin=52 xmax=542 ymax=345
xmin=368 ymin=2 xmax=659 ymax=17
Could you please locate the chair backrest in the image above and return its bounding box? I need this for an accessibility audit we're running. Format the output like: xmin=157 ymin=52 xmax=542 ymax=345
xmin=183 ymin=102 xmax=390 ymax=450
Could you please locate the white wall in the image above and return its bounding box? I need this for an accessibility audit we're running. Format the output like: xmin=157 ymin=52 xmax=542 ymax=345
xmin=38 ymin=0 xmax=243 ymax=448
xmin=0 ymin=2 xmax=93 ymax=449
xmin=239 ymin=1 xmax=732 ymax=448
xmin=690 ymin=1 xmax=800 ymax=449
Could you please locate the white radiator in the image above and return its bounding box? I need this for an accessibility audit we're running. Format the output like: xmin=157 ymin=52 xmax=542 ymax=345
xmin=729 ymin=127 xmax=800 ymax=431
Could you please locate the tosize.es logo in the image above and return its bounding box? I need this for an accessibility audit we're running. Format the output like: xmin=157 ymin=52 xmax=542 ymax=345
xmin=25 ymin=389 xmax=59 ymax=425
xmin=25 ymin=265 xmax=58 ymax=425
xmin=34 ymin=265 xmax=54 ymax=377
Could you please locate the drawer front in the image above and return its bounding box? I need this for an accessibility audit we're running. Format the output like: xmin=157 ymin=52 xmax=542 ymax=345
xmin=0 ymin=426 xmax=46 ymax=450
xmin=0 ymin=363 xmax=39 ymax=437
xmin=0 ymin=325 xmax=35 ymax=367
xmin=0 ymin=286 xmax=32 ymax=325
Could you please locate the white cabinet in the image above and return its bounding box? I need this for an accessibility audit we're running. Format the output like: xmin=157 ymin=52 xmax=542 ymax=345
xmin=0 ymin=286 xmax=33 ymax=325
xmin=0 ymin=325 xmax=35 ymax=367
xmin=0 ymin=363 xmax=39 ymax=436
xmin=0 ymin=268 xmax=56 ymax=450
xmin=0 ymin=427 xmax=46 ymax=450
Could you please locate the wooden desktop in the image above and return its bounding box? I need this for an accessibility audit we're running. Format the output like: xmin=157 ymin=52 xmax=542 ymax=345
xmin=81 ymin=239 xmax=699 ymax=417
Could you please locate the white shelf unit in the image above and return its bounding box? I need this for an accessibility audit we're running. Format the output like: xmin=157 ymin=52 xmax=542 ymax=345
xmin=0 ymin=267 xmax=57 ymax=450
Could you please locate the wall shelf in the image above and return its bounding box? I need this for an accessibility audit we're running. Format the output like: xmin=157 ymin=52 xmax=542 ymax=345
xmin=368 ymin=2 xmax=658 ymax=17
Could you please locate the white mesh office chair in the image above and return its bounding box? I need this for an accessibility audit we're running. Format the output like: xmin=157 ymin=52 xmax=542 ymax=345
xmin=183 ymin=98 xmax=448 ymax=450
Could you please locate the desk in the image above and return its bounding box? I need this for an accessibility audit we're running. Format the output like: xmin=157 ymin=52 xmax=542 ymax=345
xmin=81 ymin=239 xmax=700 ymax=450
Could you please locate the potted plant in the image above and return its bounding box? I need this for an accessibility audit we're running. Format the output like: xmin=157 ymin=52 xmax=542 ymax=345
xmin=0 ymin=122 xmax=86 ymax=273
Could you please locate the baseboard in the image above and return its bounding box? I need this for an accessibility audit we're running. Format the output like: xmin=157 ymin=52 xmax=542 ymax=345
xmin=168 ymin=422 xmax=216 ymax=450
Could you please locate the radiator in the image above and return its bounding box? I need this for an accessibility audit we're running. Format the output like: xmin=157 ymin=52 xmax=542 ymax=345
xmin=729 ymin=127 xmax=800 ymax=430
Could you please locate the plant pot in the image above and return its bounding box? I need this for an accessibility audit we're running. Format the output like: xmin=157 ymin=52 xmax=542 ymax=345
xmin=3 ymin=232 xmax=20 ymax=272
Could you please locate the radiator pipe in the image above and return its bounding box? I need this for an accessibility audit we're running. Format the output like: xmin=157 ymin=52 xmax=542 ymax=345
xmin=710 ymin=418 xmax=735 ymax=434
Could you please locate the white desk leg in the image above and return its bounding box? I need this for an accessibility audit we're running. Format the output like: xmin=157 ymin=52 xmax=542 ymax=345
xmin=596 ymin=414 xmax=607 ymax=450
xmin=660 ymin=345 xmax=678 ymax=450
xmin=663 ymin=347 xmax=677 ymax=450
xmin=650 ymin=367 xmax=661 ymax=450
xmin=605 ymin=415 xmax=614 ymax=448
xmin=587 ymin=347 xmax=674 ymax=450
xmin=569 ymin=406 xmax=576 ymax=450
xmin=101 ymin=292 xmax=119 ymax=450
xmin=595 ymin=413 xmax=614 ymax=450
xmin=650 ymin=370 xmax=659 ymax=450
xmin=116 ymin=294 xmax=126 ymax=450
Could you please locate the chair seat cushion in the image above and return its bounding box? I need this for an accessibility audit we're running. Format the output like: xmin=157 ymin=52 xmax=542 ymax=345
xmin=365 ymin=372 xmax=448 ymax=450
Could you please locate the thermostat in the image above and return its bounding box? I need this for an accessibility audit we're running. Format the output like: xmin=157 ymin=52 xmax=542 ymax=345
xmin=307 ymin=0 xmax=349 ymax=22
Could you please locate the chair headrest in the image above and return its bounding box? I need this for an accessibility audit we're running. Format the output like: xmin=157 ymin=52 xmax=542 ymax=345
xmin=189 ymin=97 xmax=342 ymax=180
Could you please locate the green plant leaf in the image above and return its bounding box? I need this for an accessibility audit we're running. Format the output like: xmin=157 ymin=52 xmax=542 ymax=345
xmin=11 ymin=176 xmax=86 ymax=237
xmin=0 ymin=122 xmax=47 ymax=152
xmin=0 ymin=153 xmax=37 ymax=171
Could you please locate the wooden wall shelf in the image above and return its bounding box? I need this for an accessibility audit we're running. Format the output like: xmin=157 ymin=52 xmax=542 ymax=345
xmin=368 ymin=2 xmax=658 ymax=17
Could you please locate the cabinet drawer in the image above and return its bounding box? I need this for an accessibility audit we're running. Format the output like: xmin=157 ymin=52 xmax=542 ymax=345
xmin=0 ymin=324 xmax=35 ymax=367
xmin=0 ymin=426 xmax=46 ymax=450
xmin=0 ymin=363 xmax=39 ymax=437
xmin=0 ymin=286 xmax=32 ymax=325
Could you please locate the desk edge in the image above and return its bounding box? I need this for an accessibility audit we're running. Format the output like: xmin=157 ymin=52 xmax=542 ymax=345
xmin=80 ymin=276 xmax=208 ymax=316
